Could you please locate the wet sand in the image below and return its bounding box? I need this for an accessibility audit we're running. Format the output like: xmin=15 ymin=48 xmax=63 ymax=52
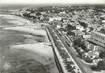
xmin=0 ymin=14 xmax=59 ymax=73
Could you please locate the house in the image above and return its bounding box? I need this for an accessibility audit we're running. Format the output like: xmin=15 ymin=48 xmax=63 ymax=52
xmin=49 ymin=17 xmax=62 ymax=22
xmin=76 ymin=25 xmax=85 ymax=31
xmin=72 ymin=30 xmax=85 ymax=36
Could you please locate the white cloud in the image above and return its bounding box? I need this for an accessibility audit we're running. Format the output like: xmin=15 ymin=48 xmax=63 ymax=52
xmin=0 ymin=0 xmax=105 ymax=4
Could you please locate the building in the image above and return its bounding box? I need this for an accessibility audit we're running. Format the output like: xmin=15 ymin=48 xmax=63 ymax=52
xmin=72 ymin=30 xmax=85 ymax=36
xmin=81 ymin=30 xmax=105 ymax=64
xmin=88 ymin=31 xmax=105 ymax=48
xmin=49 ymin=17 xmax=62 ymax=22
xmin=76 ymin=25 xmax=85 ymax=31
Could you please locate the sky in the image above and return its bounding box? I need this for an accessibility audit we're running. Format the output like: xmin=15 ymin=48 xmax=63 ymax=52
xmin=0 ymin=0 xmax=105 ymax=4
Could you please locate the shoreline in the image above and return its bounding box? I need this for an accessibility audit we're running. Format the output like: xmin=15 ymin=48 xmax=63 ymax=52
xmin=0 ymin=13 xmax=59 ymax=73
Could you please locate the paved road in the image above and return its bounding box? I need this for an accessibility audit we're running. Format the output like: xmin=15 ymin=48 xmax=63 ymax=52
xmin=53 ymin=28 xmax=92 ymax=73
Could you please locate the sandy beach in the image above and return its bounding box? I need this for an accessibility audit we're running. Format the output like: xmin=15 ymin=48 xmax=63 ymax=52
xmin=0 ymin=14 xmax=58 ymax=73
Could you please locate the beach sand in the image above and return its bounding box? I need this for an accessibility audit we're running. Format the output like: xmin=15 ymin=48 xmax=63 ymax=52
xmin=0 ymin=14 xmax=58 ymax=73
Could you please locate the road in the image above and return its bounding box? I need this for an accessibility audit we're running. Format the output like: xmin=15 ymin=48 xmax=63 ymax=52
xmin=46 ymin=26 xmax=92 ymax=73
xmin=54 ymin=28 xmax=92 ymax=73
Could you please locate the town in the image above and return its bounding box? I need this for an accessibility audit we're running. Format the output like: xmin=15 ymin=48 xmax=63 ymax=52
xmin=0 ymin=4 xmax=105 ymax=73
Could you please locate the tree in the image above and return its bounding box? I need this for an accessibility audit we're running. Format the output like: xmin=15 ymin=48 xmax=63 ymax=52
xmin=36 ymin=12 xmax=41 ymax=16
xmin=73 ymin=36 xmax=88 ymax=52
xmin=65 ymin=24 xmax=76 ymax=31
xmin=97 ymin=59 xmax=105 ymax=70
xmin=99 ymin=51 xmax=105 ymax=58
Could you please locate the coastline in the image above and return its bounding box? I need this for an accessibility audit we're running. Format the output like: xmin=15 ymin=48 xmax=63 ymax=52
xmin=0 ymin=13 xmax=59 ymax=73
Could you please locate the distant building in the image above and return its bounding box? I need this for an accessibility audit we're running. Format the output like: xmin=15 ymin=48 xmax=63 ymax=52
xmin=84 ymin=51 xmax=99 ymax=60
xmin=88 ymin=31 xmax=105 ymax=48
xmin=100 ymin=15 xmax=105 ymax=20
xmin=83 ymin=30 xmax=105 ymax=63
xmin=49 ymin=17 xmax=62 ymax=22
xmin=83 ymin=35 xmax=91 ymax=39
xmin=102 ymin=20 xmax=105 ymax=24
xmin=72 ymin=30 xmax=85 ymax=36
xmin=76 ymin=25 xmax=85 ymax=31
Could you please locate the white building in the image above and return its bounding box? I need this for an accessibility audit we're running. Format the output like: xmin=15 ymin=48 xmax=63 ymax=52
xmin=76 ymin=25 xmax=85 ymax=31
xmin=49 ymin=17 xmax=62 ymax=22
